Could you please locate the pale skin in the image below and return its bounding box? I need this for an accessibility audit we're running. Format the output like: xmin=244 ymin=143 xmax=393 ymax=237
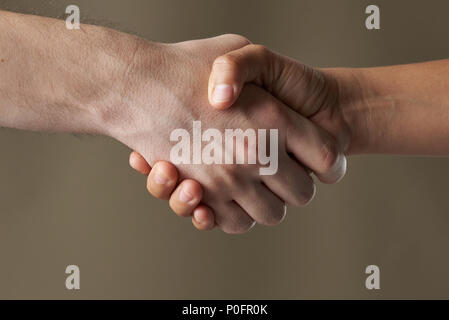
xmin=0 ymin=11 xmax=347 ymax=234
xmin=131 ymin=46 xmax=449 ymax=230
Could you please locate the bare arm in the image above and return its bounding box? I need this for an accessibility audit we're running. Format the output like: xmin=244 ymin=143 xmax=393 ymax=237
xmin=0 ymin=10 xmax=144 ymax=135
xmin=206 ymin=44 xmax=449 ymax=156
xmin=0 ymin=11 xmax=345 ymax=234
xmin=339 ymin=60 xmax=449 ymax=155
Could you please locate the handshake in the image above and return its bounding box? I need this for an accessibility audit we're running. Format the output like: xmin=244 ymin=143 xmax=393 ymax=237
xmin=2 ymin=11 xmax=447 ymax=234
xmin=123 ymin=34 xmax=349 ymax=233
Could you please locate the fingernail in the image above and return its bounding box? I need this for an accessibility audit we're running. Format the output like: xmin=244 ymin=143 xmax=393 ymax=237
xmin=193 ymin=210 xmax=205 ymax=224
xmin=332 ymin=153 xmax=347 ymax=182
xmin=153 ymin=170 xmax=169 ymax=185
xmin=212 ymin=84 xmax=233 ymax=103
xmin=193 ymin=210 xmax=204 ymax=224
xmin=326 ymin=153 xmax=347 ymax=183
xmin=179 ymin=188 xmax=194 ymax=203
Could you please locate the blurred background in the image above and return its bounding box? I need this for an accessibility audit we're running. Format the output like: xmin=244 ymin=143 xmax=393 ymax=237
xmin=0 ymin=0 xmax=448 ymax=299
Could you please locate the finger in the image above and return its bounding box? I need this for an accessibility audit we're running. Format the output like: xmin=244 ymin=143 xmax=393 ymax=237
xmin=129 ymin=151 xmax=151 ymax=175
xmin=234 ymin=182 xmax=286 ymax=226
xmin=192 ymin=204 xmax=216 ymax=231
xmin=208 ymin=44 xmax=324 ymax=117
xmin=285 ymin=110 xmax=347 ymax=184
xmin=169 ymin=179 xmax=203 ymax=217
xmin=147 ymin=161 xmax=179 ymax=200
xmin=208 ymin=44 xmax=274 ymax=110
xmin=211 ymin=201 xmax=255 ymax=234
xmin=261 ymin=153 xmax=316 ymax=207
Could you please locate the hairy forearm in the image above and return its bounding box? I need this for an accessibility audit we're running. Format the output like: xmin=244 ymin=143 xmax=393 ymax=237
xmin=0 ymin=10 xmax=147 ymax=135
xmin=335 ymin=60 xmax=449 ymax=155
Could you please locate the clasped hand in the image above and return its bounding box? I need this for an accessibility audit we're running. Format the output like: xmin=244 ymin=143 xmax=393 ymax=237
xmin=121 ymin=35 xmax=348 ymax=234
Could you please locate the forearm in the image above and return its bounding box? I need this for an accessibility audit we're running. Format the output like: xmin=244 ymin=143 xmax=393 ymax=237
xmin=0 ymin=10 xmax=146 ymax=135
xmin=336 ymin=60 xmax=449 ymax=155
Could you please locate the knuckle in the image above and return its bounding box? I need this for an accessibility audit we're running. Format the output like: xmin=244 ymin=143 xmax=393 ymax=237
xmin=251 ymin=44 xmax=269 ymax=58
xmin=214 ymin=53 xmax=241 ymax=70
xmin=250 ymin=44 xmax=274 ymax=75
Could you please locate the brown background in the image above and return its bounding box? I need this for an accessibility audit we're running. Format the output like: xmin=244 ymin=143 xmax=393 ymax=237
xmin=0 ymin=0 xmax=448 ymax=299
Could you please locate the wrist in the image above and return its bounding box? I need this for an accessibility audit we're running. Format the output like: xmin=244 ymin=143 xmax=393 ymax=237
xmin=92 ymin=31 xmax=175 ymax=141
xmin=62 ymin=22 xmax=169 ymax=139
xmin=72 ymin=26 xmax=150 ymax=137
xmin=323 ymin=67 xmax=375 ymax=155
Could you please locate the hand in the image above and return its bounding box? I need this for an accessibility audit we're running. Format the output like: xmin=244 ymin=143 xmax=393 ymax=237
xmin=207 ymin=44 xmax=352 ymax=151
xmin=123 ymin=37 xmax=346 ymax=233
xmin=2 ymin=11 xmax=447 ymax=233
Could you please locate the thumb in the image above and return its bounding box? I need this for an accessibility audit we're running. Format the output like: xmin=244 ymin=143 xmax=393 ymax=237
xmin=208 ymin=44 xmax=325 ymax=118
xmin=208 ymin=44 xmax=276 ymax=110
